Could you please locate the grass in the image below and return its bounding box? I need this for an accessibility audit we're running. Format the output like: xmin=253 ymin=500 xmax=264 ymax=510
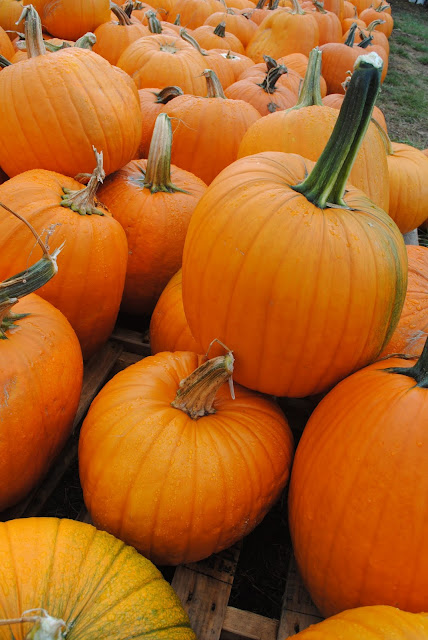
xmin=376 ymin=0 xmax=428 ymax=149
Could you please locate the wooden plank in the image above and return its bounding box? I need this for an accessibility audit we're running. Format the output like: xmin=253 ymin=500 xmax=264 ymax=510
xmin=111 ymin=350 xmax=144 ymax=376
xmin=111 ymin=327 xmax=151 ymax=356
xmin=1 ymin=342 xmax=123 ymax=521
xmin=221 ymin=607 xmax=278 ymax=640
xmin=277 ymin=555 xmax=323 ymax=639
xmin=172 ymin=544 xmax=241 ymax=640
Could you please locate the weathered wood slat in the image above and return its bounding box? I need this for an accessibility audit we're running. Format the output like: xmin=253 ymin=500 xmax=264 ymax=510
xmin=277 ymin=555 xmax=323 ymax=639
xmin=172 ymin=544 xmax=241 ymax=640
xmin=111 ymin=327 xmax=151 ymax=356
xmin=1 ymin=342 xmax=123 ymax=521
xmin=221 ymin=606 xmax=279 ymax=640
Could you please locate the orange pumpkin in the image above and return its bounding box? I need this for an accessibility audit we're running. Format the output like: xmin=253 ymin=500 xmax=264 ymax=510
xmin=379 ymin=246 xmax=428 ymax=359
xmin=291 ymin=607 xmax=428 ymax=639
xmin=150 ymin=269 xmax=202 ymax=354
xmin=0 ymin=518 xmax=196 ymax=639
xmin=322 ymin=92 xmax=387 ymax=132
xmin=160 ymin=69 xmax=260 ymax=184
xmin=0 ymin=152 xmax=128 ymax=360
xmin=323 ymin=0 xmax=344 ymax=20
xmin=182 ymin=54 xmax=406 ymax=398
xmin=0 ymin=25 xmax=14 ymax=59
xmin=278 ymin=51 xmax=327 ymax=96
xmin=210 ymin=48 xmax=255 ymax=82
xmin=359 ymin=3 xmax=393 ymax=36
xmin=137 ymin=85 xmax=183 ymax=158
xmin=288 ymin=337 xmax=428 ymax=616
xmin=22 ymin=0 xmax=111 ymax=40
xmin=0 ymin=0 xmax=23 ymax=41
xmin=92 ymin=3 xmax=148 ymax=65
xmin=0 ymin=7 xmax=142 ymax=179
xmin=225 ymin=63 xmax=297 ymax=114
xmin=191 ymin=21 xmax=245 ymax=54
xmin=238 ymin=55 xmax=303 ymax=95
xmin=203 ymin=9 xmax=258 ymax=46
xmin=0 ymin=219 xmax=83 ymax=511
xmin=79 ymin=350 xmax=294 ymax=564
xmin=166 ymin=0 xmax=225 ymax=28
xmin=238 ymin=48 xmax=390 ymax=212
xmin=354 ymin=21 xmax=390 ymax=55
xmin=98 ymin=114 xmax=207 ymax=315
xmin=308 ymin=1 xmax=342 ymax=45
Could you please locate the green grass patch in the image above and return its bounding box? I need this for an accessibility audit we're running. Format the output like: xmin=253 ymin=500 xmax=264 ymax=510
xmin=419 ymin=55 xmax=428 ymax=65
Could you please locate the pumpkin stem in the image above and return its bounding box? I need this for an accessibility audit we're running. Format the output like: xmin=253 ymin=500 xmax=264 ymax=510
xmin=375 ymin=3 xmax=390 ymax=11
xmin=258 ymin=64 xmax=288 ymax=94
xmin=111 ymin=2 xmax=134 ymax=25
xmin=0 ymin=609 xmax=67 ymax=639
xmin=174 ymin=13 xmax=181 ymax=24
xmin=146 ymin=10 xmax=162 ymax=33
xmin=344 ymin=22 xmax=358 ymax=46
xmin=171 ymin=351 xmax=235 ymax=419
xmin=385 ymin=336 xmax=428 ymax=388
xmin=202 ymin=69 xmax=226 ymax=98
xmin=256 ymin=0 xmax=268 ymax=9
xmin=289 ymin=46 xmax=322 ymax=109
xmin=0 ymin=204 xmax=62 ymax=337
xmin=0 ymin=53 xmax=11 ymax=67
xmin=358 ymin=34 xmax=373 ymax=48
xmin=136 ymin=113 xmax=188 ymax=193
xmin=292 ymin=52 xmax=383 ymax=208
xmin=268 ymin=0 xmax=280 ymax=9
xmin=369 ymin=115 xmax=393 ymax=155
xmin=291 ymin=0 xmax=305 ymax=14
xmin=16 ymin=4 xmax=46 ymax=58
xmin=180 ymin=28 xmax=209 ymax=56
xmin=313 ymin=0 xmax=328 ymax=13
xmin=75 ymin=32 xmax=97 ymax=49
xmin=366 ymin=18 xmax=386 ymax=32
xmin=154 ymin=86 xmax=184 ymax=103
xmin=213 ymin=21 xmax=226 ymax=37
xmin=60 ymin=147 xmax=106 ymax=216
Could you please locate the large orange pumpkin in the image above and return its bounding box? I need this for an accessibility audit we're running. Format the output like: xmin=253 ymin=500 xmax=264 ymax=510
xmin=0 ymin=218 xmax=83 ymax=511
xmin=0 ymin=518 xmax=196 ymax=639
xmin=291 ymin=607 xmax=428 ymax=639
xmin=182 ymin=54 xmax=407 ymax=398
xmin=0 ymin=152 xmax=128 ymax=360
xmin=379 ymin=245 xmax=428 ymax=359
xmin=79 ymin=350 xmax=294 ymax=564
xmin=98 ymin=114 xmax=207 ymax=315
xmin=288 ymin=336 xmax=428 ymax=616
xmin=0 ymin=6 xmax=142 ymax=179
xmin=22 ymin=0 xmax=111 ymax=40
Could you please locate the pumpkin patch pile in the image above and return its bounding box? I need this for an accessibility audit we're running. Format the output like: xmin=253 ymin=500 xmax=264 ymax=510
xmin=0 ymin=0 xmax=427 ymax=637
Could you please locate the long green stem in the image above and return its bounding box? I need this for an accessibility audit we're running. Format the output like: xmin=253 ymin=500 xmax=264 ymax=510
xmin=386 ymin=336 xmax=428 ymax=388
xmin=111 ymin=2 xmax=134 ymax=24
xmin=292 ymin=52 xmax=383 ymax=208
xmin=290 ymin=47 xmax=322 ymax=110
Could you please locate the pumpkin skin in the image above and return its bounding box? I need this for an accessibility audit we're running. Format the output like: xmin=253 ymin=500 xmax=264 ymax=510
xmin=292 ymin=606 xmax=428 ymax=639
xmin=288 ymin=350 xmax=428 ymax=616
xmin=22 ymin=0 xmax=111 ymax=40
xmin=379 ymin=246 xmax=428 ymax=359
xmin=359 ymin=7 xmax=393 ymax=36
xmin=166 ymin=0 xmax=225 ymax=28
xmin=322 ymin=92 xmax=388 ymax=133
xmin=191 ymin=23 xmax=245 ymax=54
xmin=278 ymin=52 xmax=328 ymax=97
xmin=0 ymin=170 xmax=128 ymax=360
xmin=0 ymin=48 xmax=143 ymax=179
xmin=0 ymin=295 xmax=83 ymax=511
xmin=387 ymin=142 xmax=428 ymax=234
xmin=320 ymin=40 xmax=387 ymax=94
xmin=79 ymin=351 xmax=294 ymax=564
xmin=225 ymin=73 xmax=297 ymax=115
xmin=0 ymin=518 xmax=196 ymax=639
xmin=137 ymin=86 xmax=183 ymax=158
xmin=203 ymin=11 xmax=258 ymax=47
xmin=0 ymin=25 xmax=14 ymax=59
xmin=182 ymin=152 xmax=406 ymax=398
xmin=92 ymin=13 xmax=148 ymax=65
xmin=0 ymin=0 xmax=23 ymax=41
xmin=150 ymin=269 xmax=202 ymax=354
xmin=97 ymin=158 xmax=207 ymax=315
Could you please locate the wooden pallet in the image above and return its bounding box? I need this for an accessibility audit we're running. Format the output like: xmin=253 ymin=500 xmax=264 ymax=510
xmin=0 ymin=327 xmax=323 ymax=640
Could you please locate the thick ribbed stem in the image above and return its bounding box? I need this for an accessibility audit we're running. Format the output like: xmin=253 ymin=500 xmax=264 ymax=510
xmin=313 ymin=0 xmax=328 ymax=13
xmin=386 ymin=336 xmax=428 ymax=387
xmin=291 ymin=0 xmax=305 ymax=14
xmin=0 ymin=54 xmax=11 ymax=67
xmin=203 ymin=69 xmax=226 ymax=98
xmin=146 ymin=10 xmax=162 ymax=33
xmin=60 ymin=148 xmax=105 ymax=216
xmin=292 ymin=52 xmax=383 ymax=208
xmin=367 ymin=18 xmax=386 ymax=32
xmin=74 ymin=32 xmax=97 ymax=49
xmin=258 ymin=65 xmax=287 ymax=94
xmin=344 ymin=22 xmax=358 ymax=46
xmin=0 ymin=204 xmax=61 ymax=337
xmin=256 ymin=0 xmax=267 ymax=9
xmin=290 ymin=46 xmax=322 ymax=109
xmin=171 ymin=352 xmax=235 ymax=419
xmin=134 ymin=114 xmax=187 ymax=193
xmin=268 ymin=0 xmax=280 ymax=9
xmin=213 ymin=22 xmax=226 ymax=37
xmin=358 ymin=34 xmax=373 ymax=48
xmin=0 ymin=610 xmax=67 ymax=639
xmin=154 ymin=86 xmax=184 ymax=103
xmin=111 ymin=2 xmax=134 ymax=24
xmin=16 ymin=5 xmax=46 ymax=57
xmin=180 ymin=28 xmax=209 ymax=56
xmin=263 ymin=54 xmax=278 ymax=71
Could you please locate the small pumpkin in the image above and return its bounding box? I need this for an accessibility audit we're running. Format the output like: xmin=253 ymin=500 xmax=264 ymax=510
xmin=203 ymin=9 xmax=258 ymax=46
xmin=22 ymin=0 xmax=111 ymax=40
xmin=79 ymin=349 xmax=294 ymax=564
xmin=191 ymin=21 xmax=245 ymax=54
xmin=92 ymin=3 xmax=148 ymax=65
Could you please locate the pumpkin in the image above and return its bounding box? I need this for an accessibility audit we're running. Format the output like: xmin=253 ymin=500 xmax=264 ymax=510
xmin=308 ymin=1 xmax=342 ymax=45
xmin=225 ymin=62 xmax=297 ymax=114
xmin=238 ymin=55 xmax=303 ymax=95
xmin=359 ymin=3 xmax=393 ymax=35
xmin=288 ymin=334 xmax=428 ymax=616
xmin=166 ymin=0 xmax=225 ymax=28
xmin=342 ymin=0 xmax=355 ymax=20
xmin=22 ymin=0 xmax=111 ymax=40
xmin=203 ymin=9 xmax=258 ymax=47
xmin=191 ymin=21 xmax=245 ymax=54
xmin=238 ymin=47 xmax=390 ymax=212
xmin=0 ymin=6 xmax=142 ymax=179
xmin=323 ymin=0 xmax=344 ymax=20
xmin=379 ymin=246 xmax=428 ymax=359
xmin=0 ymin=0 xmax=23 ymax=41
xmin=98 ymin=114 xmax=206 ymax=315
xmin=117 ymin=32 xmax=208 ymax=95
xmin=181 ymin=54 xmax=407 ymax=398
xmin=137 ymin=85 xmax=183 ymax=158
xmin=210 ymin=48 xmax=255 ymax=83
xmin=150 ymin=269 xmax=202 ymax=354
xmin=92 ymin=3 xmax=148 ymax=65
xmin=353 ymin=21 xmax=390 ymax=55
xmin=160 ymin=69 xmax=260 ymax=184
xmin=322 ymin=92 xmax=387 ymax=132
xmin=0 ymin=150 xmax=128 ymax=360
xmin=0 ymin=210 xmax=83 ymax=511
xmin=291 ymin=607 xmax=428 ymax=639
xmin=0 ymin=25 xmax=14 ymax=59
xmin=79 ymin=349 xmax=294 ymax=564
xmin=246 ymin=0 xmax=319 ymax=62
xmin=0 ymin=518 xmax=195 ymax=639
xmin=278 ymin=51 xmax=328 ymax=95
